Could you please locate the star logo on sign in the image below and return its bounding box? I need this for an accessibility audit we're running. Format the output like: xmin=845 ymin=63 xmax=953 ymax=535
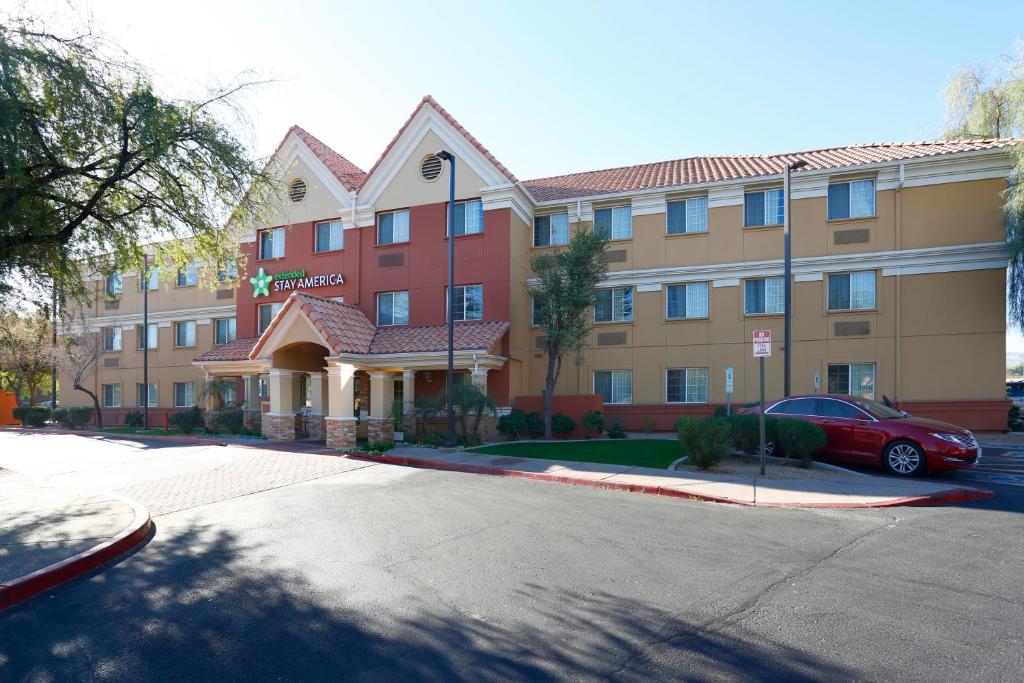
xmin=250 ymin=267 xmax=273 ymax=297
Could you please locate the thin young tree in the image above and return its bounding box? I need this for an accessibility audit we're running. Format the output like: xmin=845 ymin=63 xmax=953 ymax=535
xmin=56 ymin=323 xmax=104 ymax=428
xmin=529 ymin=227 xmax=608 ymax=439
xmin=941 ymin=41 xmax=1024 ymax=326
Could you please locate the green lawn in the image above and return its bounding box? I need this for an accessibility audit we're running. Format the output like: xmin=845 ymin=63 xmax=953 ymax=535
xmin=467 ymin=439 xmax=682 ymax=469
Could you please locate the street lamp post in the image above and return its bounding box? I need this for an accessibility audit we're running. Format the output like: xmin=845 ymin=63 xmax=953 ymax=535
xmin=143 ymin=254 xmax=150 ymax=430
xmin=436 ymin=150 xmax=456 ymax=447
xmin=783 ymin=158 xmax=808 ymax=397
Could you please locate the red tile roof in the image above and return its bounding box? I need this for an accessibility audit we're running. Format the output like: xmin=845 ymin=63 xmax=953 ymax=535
xmin=522 ymin=139 xmax=1017 ymax=202
xmin=358 ymin=95 xmax=518 ymax=191
xmin=287 ymin=125 xmax=367 ymax=192
xmin=369 ymin=320 xmax=509 ymax=354
xmin=195 ymin=337 xmax=261 ymax=362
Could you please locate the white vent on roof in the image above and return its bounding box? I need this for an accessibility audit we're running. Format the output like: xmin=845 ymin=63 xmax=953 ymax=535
xmin=420 ymin=154 xmax=442 ymax=182
xmin=289 ymin=178 xmax=307 ymax=203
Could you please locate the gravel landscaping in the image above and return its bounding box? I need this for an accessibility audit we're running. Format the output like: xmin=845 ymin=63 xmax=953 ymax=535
xmin=674 ymin=454 xmax=861 ymax=480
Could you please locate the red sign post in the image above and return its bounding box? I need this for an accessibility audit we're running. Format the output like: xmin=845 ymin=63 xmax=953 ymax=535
xmin=753 ymin=329 xmax=772 ymax=474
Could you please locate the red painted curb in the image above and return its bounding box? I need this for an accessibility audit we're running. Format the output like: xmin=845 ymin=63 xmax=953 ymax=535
xmin=0 ymin=490 xmax=152 ymax=611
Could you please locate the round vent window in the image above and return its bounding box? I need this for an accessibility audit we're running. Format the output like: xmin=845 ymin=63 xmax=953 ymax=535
xmin=420 ymin=154 xmax=443 ymax=182
xmin=288 ymin=178 xmax=307 ymax=203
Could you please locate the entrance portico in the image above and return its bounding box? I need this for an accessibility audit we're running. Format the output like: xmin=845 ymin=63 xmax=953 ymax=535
xmin=195 ymin=291 xmax=508 ymax=449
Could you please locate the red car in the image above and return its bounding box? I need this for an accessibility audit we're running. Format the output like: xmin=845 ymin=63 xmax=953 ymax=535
xmin=753 ymin=394 xmax=979 ymax=476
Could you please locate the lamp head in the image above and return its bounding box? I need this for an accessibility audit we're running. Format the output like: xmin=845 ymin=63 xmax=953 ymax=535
xmin=436 ymin=150 xmax=454 ymax=161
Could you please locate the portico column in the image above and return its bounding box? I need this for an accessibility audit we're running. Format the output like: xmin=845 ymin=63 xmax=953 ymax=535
xmin=367 ymin=371 xmax=395 ymax=444
xmin=471 ymin=367 xmax=489 ymax=390
xmin=263 ymin=368 xmax=297 ymax=441
xmin=307 ymin=371 xmax=328 ymax=441
xmin=243 ymin=375 xmax=262 ymax=433
xmin=471 ymin=368 xmax=496 ymax=440
xmin=402 ymin=369 xmax=416 ymax=437
xmin=325 ymin=363 xmax=357 ymax=450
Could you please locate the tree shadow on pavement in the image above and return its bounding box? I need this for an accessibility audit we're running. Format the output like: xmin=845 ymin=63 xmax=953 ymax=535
xmin=0 ymin=522 xmax=858 ymax=682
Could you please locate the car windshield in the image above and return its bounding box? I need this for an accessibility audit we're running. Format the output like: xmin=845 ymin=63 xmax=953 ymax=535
xmin=854 ymin=398 xmax=905 ymax=419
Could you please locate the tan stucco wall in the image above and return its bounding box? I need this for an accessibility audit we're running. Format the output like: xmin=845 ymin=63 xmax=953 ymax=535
xmin=255 ymin=155 xmax=347 ymax=231
xmin=374 ymin=131 xmax=488 ymax=213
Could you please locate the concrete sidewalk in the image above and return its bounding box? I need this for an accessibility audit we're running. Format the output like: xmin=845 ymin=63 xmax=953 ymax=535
xmin=0 ymin=469 xmax=151 ymax=609
xmin=369 ymin=447 xmax=994 ymax=507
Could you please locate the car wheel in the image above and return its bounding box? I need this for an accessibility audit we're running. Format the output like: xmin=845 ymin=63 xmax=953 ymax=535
xmin=883 ymin=440 xmax=926 ymax=476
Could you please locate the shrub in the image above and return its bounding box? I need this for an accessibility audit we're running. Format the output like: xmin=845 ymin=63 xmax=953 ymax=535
xmin=124 ymin=411 xmax=144 ymax=428
xmin=727 ymin=413 xmax=779 ymax=456
xmin=551 ymin=413 xmax=576 ymax=438
xmin=12 ymin=406 xmax=28 ymax=424
xmin=607 ymin=423 xmax=627 ymax=439
xmin=776 ymin=418 xmax=827 ymax=468
xmin=214 ymin=409 xmax=244 ymax=435
xmin=67 ymin=406 xmax=95 ymax=429
xmin=419 ymin=431 xmax=445 ymax=448
xmin=366 ymin=441 xmax=394 ymax=454
xmin=52 ymin=407 xmax=71 ymax=428
xmin=14 ymin=406 xmax=49 ymax=427
xmin=678 ymin=417 xmax=733 ymax=470
xmin=497 ymin=408 xmax=528 ymax=440
xmin=525 ymin=411 xmax=544 ymax=439
xmin=169 ymin=406 xmax=204 ymax=435
xmin=1010 ymin=405 xmax=1024 ymax=432
xmin=582 ymin=410 xmax=604 ymax=438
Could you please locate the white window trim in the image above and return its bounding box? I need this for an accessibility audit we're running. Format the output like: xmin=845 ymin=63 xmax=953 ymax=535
xmin=743 ymin=277 xmax=785 ymax=316
xmin=595 ymin=205 xmax=633 ymax=240
xmin=593 ymin=369 xmax=633 ymax=405
xmin=826 ymin=271 xmax=877 ymax=312
xmin=137 ymin=383 xmax=158 ymax=408
xmin=174 ymin=320 xmax=197 ymax=348
xmin=136 ymin=323 xmax=157 ymax=350
xmin=665 ymin=282 xmax=710 ymax=320
xmin=376 ymin=291 xmax=409 ymax=326
xmin=314 ymin=219 xmax=344 ymax=253
xmin=533 ymin=212 xmax=570 ymax=247
xmin=744 ymin=188 xmax=784 ymax=228
xmin=447 ymin=284 xmax=484 ymax=321
xmin=828 ymin=178 xmax=877 ymax=220
xmin=451 ymin=199 xmax=484 ymax=237
xmin=377 ymin=209 xmax=410 ymax=245
xmin=666 ymin=196 xmax=709 ymax=235
xmin=173 ymin=382 xmax=195 ymax=408
xmin=102 ymin=383 xmax=122 ymax=408
xmin=214 ymin=317 xmax=236 ymax=345
xmin=257 ymin=302 xmax=283 ymax=334
xmin=827 ymin=362 xmax=877 ymax=400
xmin=594 ymin=286 xmax=633 ymax=323
xmin=665 ymin=368 xmax=710 ymax=404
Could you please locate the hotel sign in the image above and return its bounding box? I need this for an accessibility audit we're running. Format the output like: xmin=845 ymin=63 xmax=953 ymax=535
xmin=250 ymin=267 xmax=344 ymax=298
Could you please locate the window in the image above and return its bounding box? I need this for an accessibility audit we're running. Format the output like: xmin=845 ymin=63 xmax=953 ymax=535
xmin=377 ymin=210 xmax=410 ymax=245
xmin=105 ymin=272 xmax=123 ymax=295
xmin=744 ymin=277 xmax=784 ymax=315
xmin=103 ymin=327 xmax=122 ymax=352
xmin=594 ymin=370 xmax=633 ymax=404
xmin=102 ymin=383 xmax=121 ymax=408
xmin=377 ymin=291 xmax=409 ymax=326
xmin=176 ymin=263 xmax=198 ymax=287
xmin=136 ymin=323 xmax=157 ymax=350
xmin=315 ymin=220 xmax=344 ymax=252
xmin=666 ymin=368 xmax=709 ymax=403
xmin=531 ymin=296 xmax=544 ymax=327
xmin=819 ymin=398 xmax=866 ymax=419
xmin=744 ymin=188 xmax=784 ymax=227
xmin=174 ymin=321 xmax=196 ymax=348
xmin=215 ymin=318 xmax=236 ymax=345
xmin=828 ymin=272 xmax=876 ymax=311
xmin=595 ymin=287 xmax=633 ymax=323
xmin=258 ymin=375 xmax=269 ymax=398
xmin=828 ymin=179 xmax=875 ymax=220
xmin=259 ymin=227 xmax=285 ymax=259
xmin=666 ymin=282 xmax=709 ymax=319
xmin=594 ymin=205 xmax=632 ymax=240
xmin=139 ymin=267 xmax=158 ymax=291
xmin=533 ymin=213 xmax=569 ymax=247
xmin=448 ymin=285 xmax=483 ymax=321
xmin=827 ymin=363 xmax=876 ymax=399
xmin=136 ymin=383 xmax=157 ymax=408
xmin=216 ymin=259 xmax=238 ymax=282
xmin=258 ymin=302 xmax=283 ymax=333
xmin=779 ymin=397 xmax=821 ymax=415
xmin=452 ymin=199 xmax=483 ymax=236
xmin=173 ymin=382 xmax=195 ymax=408
xmin=221 ymin=381 xmax=237 ymax=406
xmin=667 ymin=197 xmax=708 ymax=235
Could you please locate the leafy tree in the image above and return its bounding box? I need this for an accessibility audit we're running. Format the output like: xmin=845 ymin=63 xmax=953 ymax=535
xmin=528 ymin=227 xmax=608 ymax=438
xmin=0 ymin=307 xmax=54 ymax=403
xmin=941 ymin=42 xmax=1024 ymax=326
xmin=0 ymin=14 xmax=272 ymax=306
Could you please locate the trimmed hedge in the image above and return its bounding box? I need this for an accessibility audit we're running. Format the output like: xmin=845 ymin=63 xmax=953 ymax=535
xmin=776 ymin=418 xmax=827 ymax=468
xmin=13 ymin=406 xmax=50 ymax=428
xmin=677 ymin=416 xmax=733 ymax=470
xmin=497 ymin=408 xmax=528 ymax=440
xmin=551 ymin=413 xmax=576 ymax=438
xmin=582 ymin=410 xmax=604 ymax=438
xmin=169 ymin=406 xmax=204 ymax=435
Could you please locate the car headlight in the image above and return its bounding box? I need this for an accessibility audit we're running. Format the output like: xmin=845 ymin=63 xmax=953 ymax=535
xmin=930 ymin=433 xmax=963 ymax=444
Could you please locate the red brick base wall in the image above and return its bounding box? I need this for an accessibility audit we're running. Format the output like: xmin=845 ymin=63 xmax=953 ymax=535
xmin=263 ymin=413 xmax=297 ymax=441
xmin=326 ymin=417 xmax=357 ymax=450
xmin=512 ymin=394 xmax=605 ymax=438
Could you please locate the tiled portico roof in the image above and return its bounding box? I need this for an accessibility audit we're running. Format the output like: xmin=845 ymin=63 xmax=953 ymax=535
xmin=521 ymin=138 xmax=1017 ymax=202
xmin=195 ymin=337 xmax=261 ymax=362
xmin=369 ymin=320 xmax=509 ymax=354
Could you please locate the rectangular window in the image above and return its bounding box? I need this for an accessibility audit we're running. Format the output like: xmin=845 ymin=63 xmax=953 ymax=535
xmin=744 ymin=277 xmax=785 ymax=315
xmin=103 ymin=326 xmax=122 ymax=352
xmin=376 ymin=291 xmax=409 ymax=326
xmin=666 ymin=368 xmax=709 ymax=403
xmin=828 ymin=179 xmax=875 ymax=220
xmin=827 ymin=363 xmax=876 ymax=399
xmin=594 ymin=287 xmax=633 ymax=323
xmin=827 ymin=271 xmax=876 ymax=311
xmin=174 ymin=321 xmax=196 ymax=348
xmin=594 ymin=370 xmax=633 ymax=404
xmin=315 ymin=220 xmax=344 ymax=252
xmin=594 ymin=205 xmax=632 ymax=240
xmin=257 ymin=302 xmax=283 ymax=333
xmin=176 ymin=264 xmax=198 ymax=287
xmin=221 ymin=381 xmax=237 ymax=406
xmin=258 ymin=376 xmax=269 ymax=398
xmin=665 ymin=282 xmax=709 ymax=319
xmin=452 ymin=199 xmax=483 ymax=236
xmin=173 ymin=382 xmax=195 ymax=408
xmin=533 ymin=213 xmax=570 ymax=247
xmin=216 ymin=259 xmax=238 ymax=282
xmin=102 ymin=383 xmax=121 ymax=408
xmin=667 ymin=197 xmax=709 ymax=235
xmin=136 ymin=323 xmax=157 ymax=350
xmin=105 ymin=272 xmax=123 ymax=295
xmin=448 ymin=285 xmax=484 ymax=321
xmin=136 ymin=383 xmax=157 ymax=408
xmin=377 ymin=210 xmax=410 ymax=245
xmin=139 ymin=267 xmax=159 ymax=291
xmin=215 ymin=318 xmax=236 ymax=345
xmin=531 ymin=296 xmax=544 ymax=326
xmin=744 ymin=188 xmax=784 ymax=227
xmin=259 ymin=227 xmax=285 ymax=259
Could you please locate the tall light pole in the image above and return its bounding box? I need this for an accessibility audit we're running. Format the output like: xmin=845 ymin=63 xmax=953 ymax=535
xmin=142 ymin=254 xmax=150 ymax=430
xmin=436 ymin=150 xmax=456 ymax=447
xmin=783 ymin=158 xmax=808 ymax=397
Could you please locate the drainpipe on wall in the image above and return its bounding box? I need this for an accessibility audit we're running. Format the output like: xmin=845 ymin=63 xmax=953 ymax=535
xmin=895 ymin=162 xmax=905 ymax=405
xmin=350 ymin=191 xmax=359 ymax=307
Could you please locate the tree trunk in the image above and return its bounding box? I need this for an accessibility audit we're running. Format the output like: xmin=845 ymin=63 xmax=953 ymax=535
xmin=543 ymin=346 xmax=560 ymax=440
xmin=74 ymin=381 xmax=103 ymax=429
